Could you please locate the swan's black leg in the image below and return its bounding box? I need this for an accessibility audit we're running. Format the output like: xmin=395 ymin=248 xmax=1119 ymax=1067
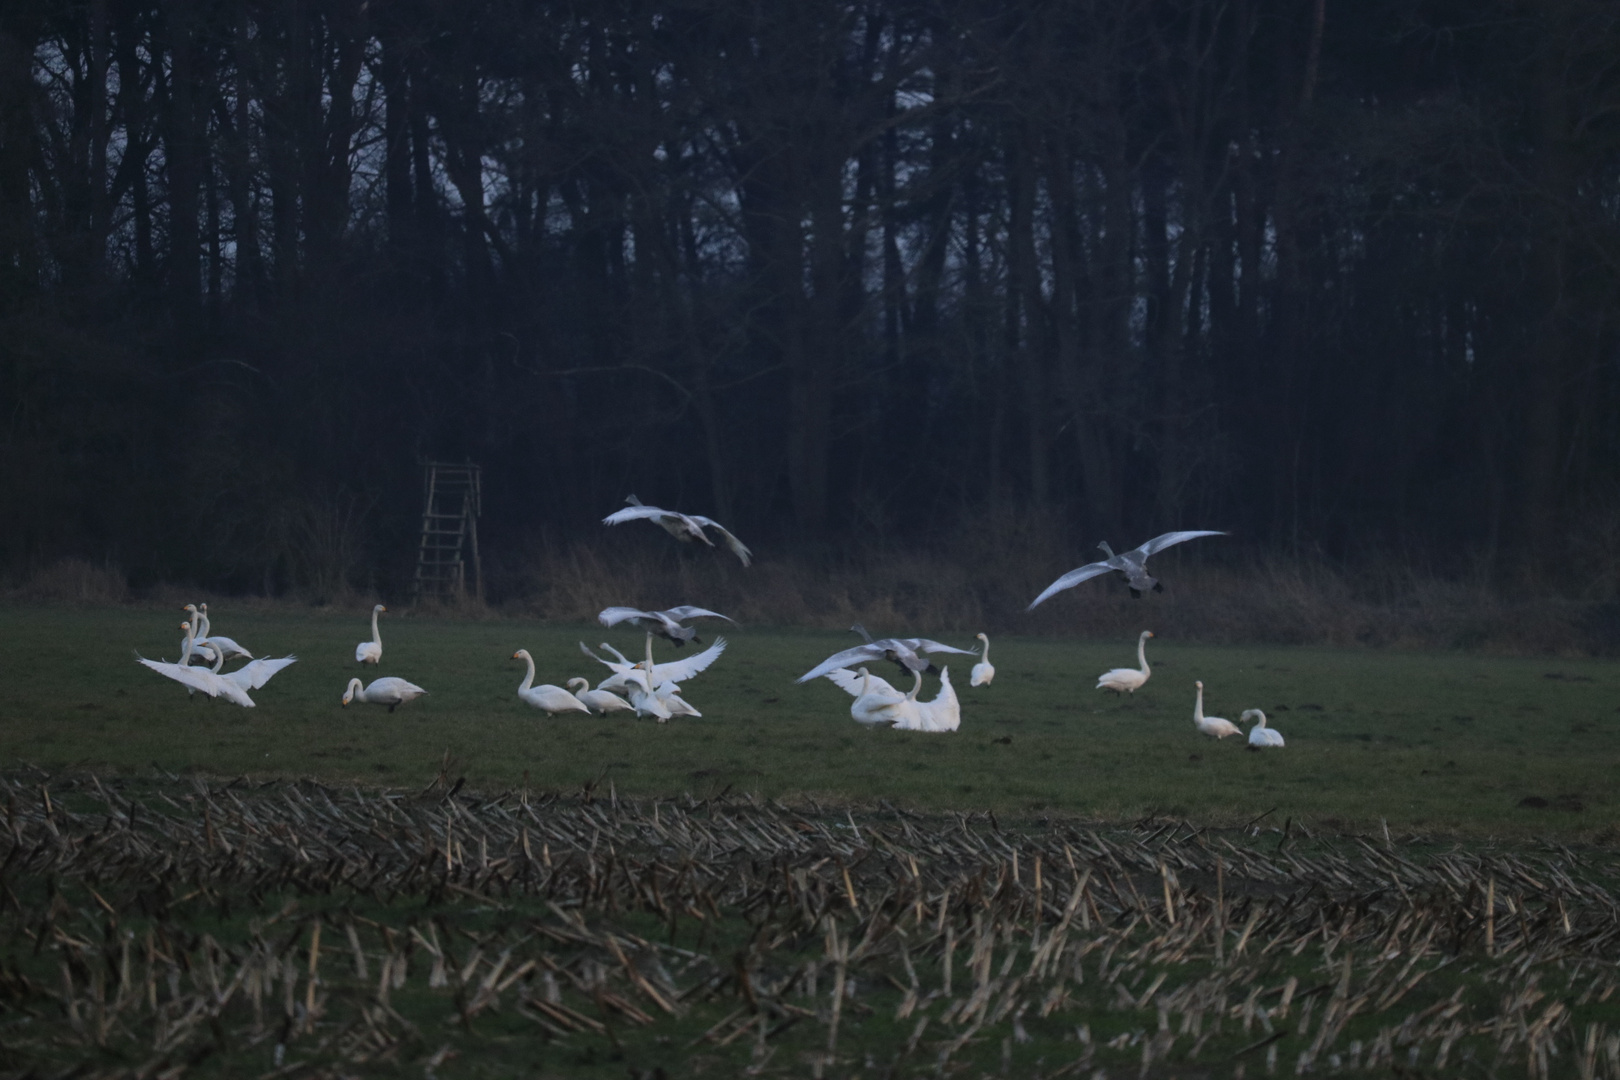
xmin=388 ymin=703 xmax=397 ymax=713
xmin=1129 ymin=588 xmax=1142 ymax=599
xmin=1152 ymin=582 xmax=1165 ymax=593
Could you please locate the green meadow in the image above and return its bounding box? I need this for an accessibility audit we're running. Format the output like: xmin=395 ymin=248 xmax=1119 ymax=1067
xmin=5 ymin=602 xmax=1616 ymax=834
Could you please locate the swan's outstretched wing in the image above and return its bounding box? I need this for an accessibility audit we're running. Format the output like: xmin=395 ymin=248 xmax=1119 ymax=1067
xmin=579 ymin=641 xmax=632 ymax=674
xmin=797 ymin=644 xmax=889 ymax=683
xmin=1026 ymin=561 xmax=1115 ymax=610
xmin=224 ymin=655 xmax=297 ymax=691
xmin=650 ymin=637 xmax=727 ymax=684
xmin=823 ymin=668 xmax=903 ymax=699
xmin=1134 ymin=530 xmax=1227 ymax=557
xmin=139 ymin=655 xmax=219 ymax=696
xmin=689 ymin=517 xmax=753 ymax=567
xmin=602 ymin=505 xmax=715 ymax=545
xmin=661 ymin=605 xmax=734 ymax=623
xmin=896 ymin=637 xmax=977 ymax=657
xmin=599 ymin=607 xmax=653 ymax=628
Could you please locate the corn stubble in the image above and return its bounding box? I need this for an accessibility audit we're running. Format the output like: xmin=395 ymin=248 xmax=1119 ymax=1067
xmin=3 ymin=771 xmax=1619 ymax=1077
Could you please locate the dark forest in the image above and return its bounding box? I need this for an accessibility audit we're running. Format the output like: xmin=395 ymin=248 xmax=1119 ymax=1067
xmin=4 ymin=0 xmax=1620 ymax=602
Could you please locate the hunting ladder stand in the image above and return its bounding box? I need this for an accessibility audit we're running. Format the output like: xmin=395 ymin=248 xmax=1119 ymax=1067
xmin=412 ymin=462 xmax=482 ymax=603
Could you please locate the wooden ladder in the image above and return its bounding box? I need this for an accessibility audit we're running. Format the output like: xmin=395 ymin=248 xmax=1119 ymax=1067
xmin=412 ymin=462 xmax=482 ymax=602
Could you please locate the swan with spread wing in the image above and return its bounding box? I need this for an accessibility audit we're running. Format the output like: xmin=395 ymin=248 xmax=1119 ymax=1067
xmin=602 ymin=495 xmax=753 ymax=566
xmin=1029 ymin=531 xmax=1227 ymax=607
xmin=598 ymin=605 xmax=733 ymax=647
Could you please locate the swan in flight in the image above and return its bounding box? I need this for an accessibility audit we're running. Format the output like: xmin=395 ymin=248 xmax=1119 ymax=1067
xmin=578 ymin=636 xmax=727 ymax=693
xmin=138 ymin=621 xmax=256 ymax=706
xmin=1097 ymin=631 xmax=1154 ymax=693
xmin=602 ymin=495 xmax=753 ymax=566
xmin=797 ymin=625 xmax=975 ymax=683
xmin=1242 ymin=709 xmax=1285 ymax=748
xmin=598 ymin=605 xmax=734 ymax=647
xmin=1193 ymin=681 xmax=1240 ymax=739
xmin=191 ymin=604 xmax=253 ymax=662
xmin=1028 ymin=530 xmax=1227 ymax=607
xmin=566 ymin=678 xmax=634 ymax=715
xmin=342 ymin=677 xmax=427 ymax=713
xmin=513 ymin=650 xmax=590 ymax=714
xmin=824 ymin=667 xmax=921 ymax=726
xmin=970 ymin=633 xmax=995 ymax=687
xmin=356 ymin=604 xmax=386 ymax=665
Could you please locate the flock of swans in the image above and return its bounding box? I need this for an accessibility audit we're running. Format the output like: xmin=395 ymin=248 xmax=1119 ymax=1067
xmin=135 ymin=507 xmax=1278 ymax=747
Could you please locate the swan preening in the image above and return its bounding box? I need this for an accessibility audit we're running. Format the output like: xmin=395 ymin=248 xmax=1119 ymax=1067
xmin=512 ymin=650 xmax=589 ymax=715
xmin=342 ymin=677 xmax=427 ymax=712
xmin=356 ymin=604 xmax=386 ymax=665
xmin=970 ymin=634 xmax=995 ymax=687
xmin=1028 ymin=530 xmax=1227 ymax=608
xmin=602 ymin=495 xmax=754 ymax=567
xmin=1242 ymin=709 xmax=1285 ymax=748
xmin=1097 ymin=631 xmax=1154 ymax=693
xmin=823 ymin=665 xmax=961 ymax=732
xmin=1193 ymin=681 xmax=1241 ymax=738
xmin=797 ymin=625 xmax=975 ymax=683
xmin=598 ymin=605 xmax=733 ymax=647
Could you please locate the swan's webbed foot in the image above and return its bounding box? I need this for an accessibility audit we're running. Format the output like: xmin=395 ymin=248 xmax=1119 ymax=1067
xmin=1152 ymin=582 xmax=1165 ymax=593
xmin=1129 ymin=588 xmax=1142 ymax=599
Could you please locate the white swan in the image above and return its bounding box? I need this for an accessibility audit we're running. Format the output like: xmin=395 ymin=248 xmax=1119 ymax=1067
xmin=902 ymin=667 xmax=961 ymax=733
xmin=356 ymin=604 xmax=386 ymax=665
xmin=970 ymin=633 xmax=995 ymax=687
xmin=824 ymin=666 xmax=917 ymax=726
xmin=1097 ymin=631 xmax=1154 ymax=693
xmin=1193 ymin=681 xmax=1240 ymax=739
xmin=602 ymin=495 xmax=753 ymax=566
xmin=1028 ymin=530 xmax=1228 ymax=607
xmin=342 ymin=677 xmax=427 ymax=712
xmin=1242 ymin=709 xmax=1285 ymax=748
xmin=567 ymin=678 xmax=634 ymax=715
xmin=797 ymin=625 xmax=976 ymax=683
xmin=193 ymin=604 xmax=252 ymax=661
xmin=623 ymin=663 xmax=674 ymax=722
xmin=578 ymin=636 xmax=727 ymax=693
xmin=512 ymin=650 xmax=590 ymax=714
xmin=181 ymin=605 xmax=220 ymax=664
xmin=138 ymin=622 xmax=256 ymax=706
xmin=598 ymin=605 xmax=734 ymax=647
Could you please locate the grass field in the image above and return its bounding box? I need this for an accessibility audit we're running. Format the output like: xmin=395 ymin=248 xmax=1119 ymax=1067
xmin=4 ymin=602 xmax=1618 ymax=834
xmin=7 ymin=602 xmax=1620 ymax=1078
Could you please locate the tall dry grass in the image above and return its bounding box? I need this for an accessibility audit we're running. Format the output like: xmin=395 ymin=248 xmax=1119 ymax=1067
xmin=490 ymin=515 xmax=1620 ymax=656
xmin=14 ymin=517 xmax=1619 ymax=655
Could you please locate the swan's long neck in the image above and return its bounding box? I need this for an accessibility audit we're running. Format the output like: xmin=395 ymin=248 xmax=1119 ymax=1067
xmin=1137 ymin=633 xmax=1150 ymax=675
xmin=198 ymin=608 xmax=211 ymax=639
xmin=1194 ymin=685 xmax=1204 ymax=724
xmin=209 ymin=641 xmax=226 ymax=675
xmin=518 ymin=652 xmax=536 ymax=692
xmin=907 ymin=669 xmax=923 ymax=702
xmin=181 ymin=622 xmax=196 ymax=664
xmin=568 ymin=678 xmax=588 ymax=694
xmin=370 ymin=607 xmax=382 ymax=645
xmin=644 ymin=633 xmax=656 ymax=675
xmin=858 ymin=669 xmax=872 ymax=696
xmin=980 ymin=635 xmax=991 ymax=662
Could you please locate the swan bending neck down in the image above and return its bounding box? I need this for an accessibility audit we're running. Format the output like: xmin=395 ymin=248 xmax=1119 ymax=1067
xmin=343 ymin=676 xmax=427 ymax=713
xmin=1097 ymin=631 xmax=1154 ymax=694
xmin=1193 ymin=680 xmax=1240 ymax=738
xmin=567 ymin=678 xmax=633 ymax=715
xmin=1242 ymin=708 xmax=1285 ymax=748
xmin=513 ymin=650 xmax=589 ymax=715
xmin=139 ymin=621 xmax=256 ymax=706
xmin=970 ymin=634 xmax=995 ymax=687
xmin=356 ymin=604 xmax=385 ymax=665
